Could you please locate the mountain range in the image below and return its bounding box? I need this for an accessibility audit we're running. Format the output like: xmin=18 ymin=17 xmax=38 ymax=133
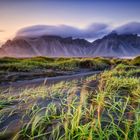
xmin=0 ymin=33 xmax=140 ymax=58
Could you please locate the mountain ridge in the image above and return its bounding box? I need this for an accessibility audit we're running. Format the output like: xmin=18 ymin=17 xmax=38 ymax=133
xmin=0 ymin=33 xmax=140 ymax=58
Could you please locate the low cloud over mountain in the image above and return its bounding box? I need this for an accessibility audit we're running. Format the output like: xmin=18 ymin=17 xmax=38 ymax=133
xmin=16 ymin=22 xmax=140 ymax=40
xmin=115 ymin=22 xmax=140 ymax=35
xmin=16 ymin=23 xmax=110 ymax=39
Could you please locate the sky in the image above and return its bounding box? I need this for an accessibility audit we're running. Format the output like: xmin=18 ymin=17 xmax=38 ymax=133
xmin=0 ymin=0 xmax=140 ymax=44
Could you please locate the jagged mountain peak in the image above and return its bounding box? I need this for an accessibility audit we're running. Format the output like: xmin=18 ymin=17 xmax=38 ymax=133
xmin=103 ymin=31 xmax=138 ymax=39
xmin=0 ymin=33 xmax=140 ymax=58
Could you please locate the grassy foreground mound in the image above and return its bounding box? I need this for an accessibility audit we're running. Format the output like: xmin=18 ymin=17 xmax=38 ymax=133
xmin=0 ymin=57 xmax=112 ymax=84
xmin=0 ymin=65 xmax=140 ymax=140
xmin=0 ymin=57 xmax=111 ymax=72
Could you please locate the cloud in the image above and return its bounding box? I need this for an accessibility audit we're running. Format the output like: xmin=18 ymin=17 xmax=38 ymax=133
xmin=0 ymin=30 xmax=4 ymax=32
xmin=115 ymin=22 xmax=140 ymax=35
xmin=16 ymin=22 xmax=140 ymax=40
xmin=16 ymin=23 xmax=111 ymax=39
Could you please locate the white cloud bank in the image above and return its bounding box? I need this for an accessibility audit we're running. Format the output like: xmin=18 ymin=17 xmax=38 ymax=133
xmin=16 ymin=22 xmax=140 ymax=39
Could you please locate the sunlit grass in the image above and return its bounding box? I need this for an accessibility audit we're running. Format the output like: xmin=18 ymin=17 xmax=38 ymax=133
xmin=0 ymin=57 xmax=111 ymax=72
xmin=0 ymin=61 xmax=140 ymax=140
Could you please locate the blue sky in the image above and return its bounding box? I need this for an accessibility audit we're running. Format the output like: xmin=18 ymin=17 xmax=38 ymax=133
xmin=0 ymin=0 xmax=140 ymax=42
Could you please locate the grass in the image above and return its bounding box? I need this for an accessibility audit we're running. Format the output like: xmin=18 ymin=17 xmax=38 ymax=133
xmin=0 ymin=57 xmax=111 ymax=72
xmin=131 ymin=56 xmax=140 ymax=66
xmin=0 ymin=57 xmax=140 ymax=139
xmin=102 ymin=64 xmax=140 ymax=78
xmin=0 ymin=100 xmax=18 ymax=109
xmin=0 ymin=57 xmax=111 ymax=84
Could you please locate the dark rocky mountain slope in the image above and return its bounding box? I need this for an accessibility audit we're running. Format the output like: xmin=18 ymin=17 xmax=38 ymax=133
xmin=0 ymin=33 xmax=140 ymax=58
